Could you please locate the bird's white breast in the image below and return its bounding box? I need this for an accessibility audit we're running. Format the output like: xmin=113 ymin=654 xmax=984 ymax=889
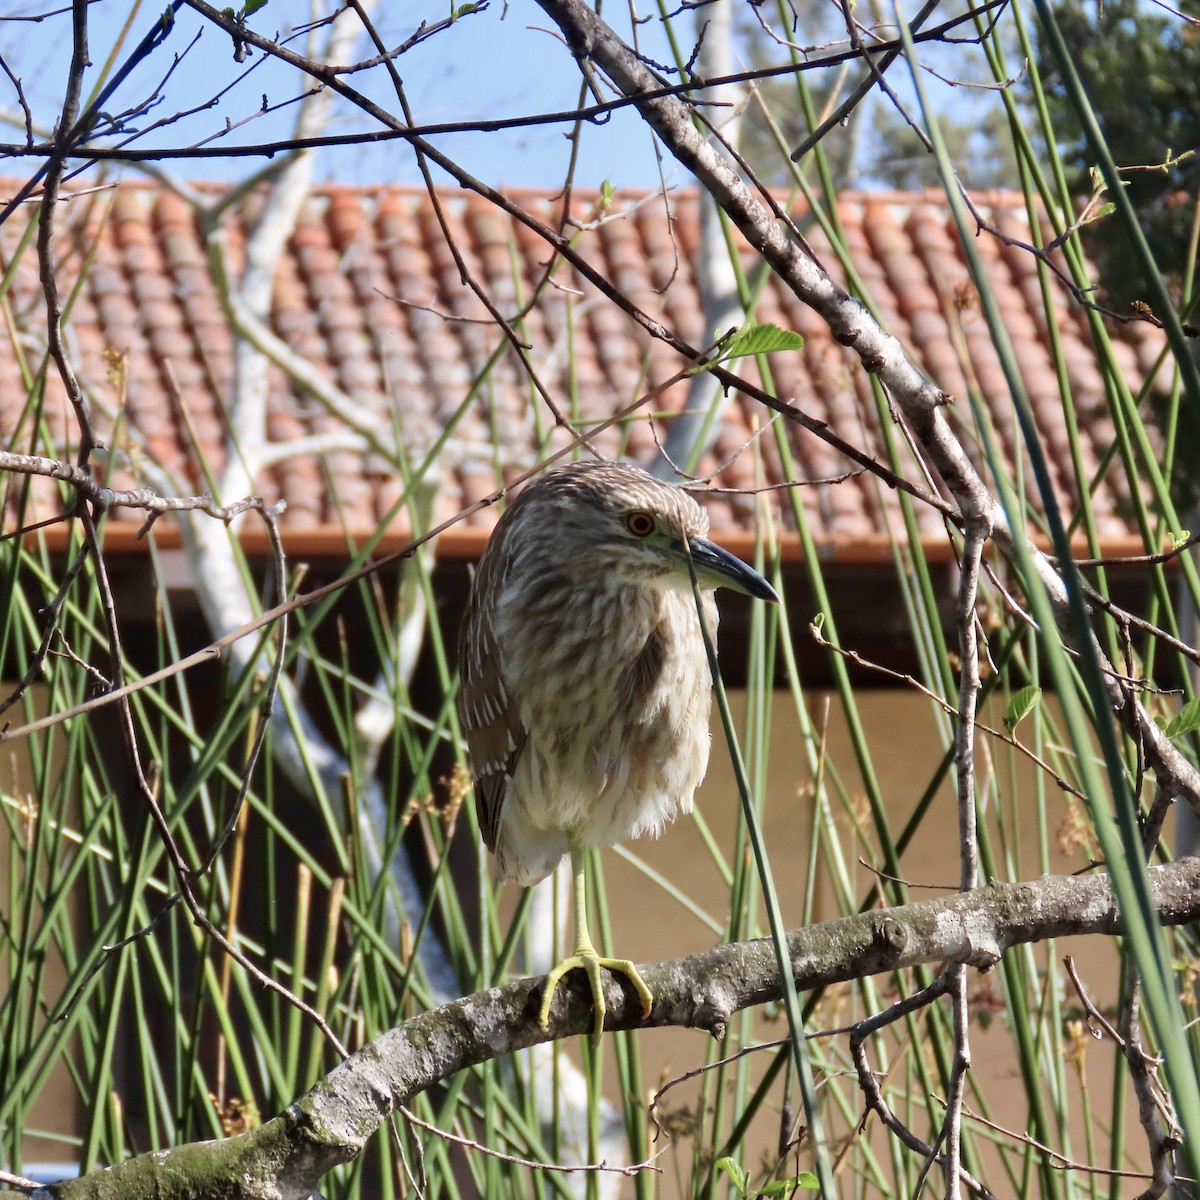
xmin=490 ymin=575 xmax=715 ymax=884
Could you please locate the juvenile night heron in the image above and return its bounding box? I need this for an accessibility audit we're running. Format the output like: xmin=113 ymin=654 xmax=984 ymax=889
xmin=457 ymin=460 xmax=778 ymax=1040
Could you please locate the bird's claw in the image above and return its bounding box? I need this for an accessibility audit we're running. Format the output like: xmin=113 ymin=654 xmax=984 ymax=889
xmin=538 ymin=951 xmax=654 ymax=1045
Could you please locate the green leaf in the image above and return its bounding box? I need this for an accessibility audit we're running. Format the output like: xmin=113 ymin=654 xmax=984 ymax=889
xmin=754 ymin=1170 xmax=821 ymax=1197
xmin=1164 ymin=697 xmax=1200 ymax=740
xmin=1004 ymin=685 xmax=1042 ymax=732
xmin=1171 ymin=529 xmax=1192 ymax=550
xmin=599 ymin=179 xmax=616 ymax=207
xmin=716 ymin=1157 xmax=750 ymax=1196
xmin=687 ymin=321 xmax=805 ymax=371
xmin=716 ymin=322 xmax=805 ymax=363
xmin=242 ymin=0 xmax=267 ymax=15
xmin=755 ymin=1182 xmax=792 ymax=1198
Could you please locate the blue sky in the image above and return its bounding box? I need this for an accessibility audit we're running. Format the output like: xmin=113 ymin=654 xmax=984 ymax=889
xmin=0 ymin=0 xmax=1017 ymax=200
xmin=1 ymin=0 xmax=687 ymax=191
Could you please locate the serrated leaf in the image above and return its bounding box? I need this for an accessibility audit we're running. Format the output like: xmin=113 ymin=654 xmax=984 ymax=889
xmin=718 ymin=322 xmax=805 ymax=362
xmin=716 ymin=1157 xmax=749 ymax=1195
xmin=1003 ymin=685 xmax=1042 ymax=732
xmin=1164 ymin=697 xmax=1200 ymax=740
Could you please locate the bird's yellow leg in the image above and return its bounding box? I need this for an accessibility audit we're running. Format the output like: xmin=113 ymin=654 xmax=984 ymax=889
xmin=538 ymin=847 xmax=653 ymax=1044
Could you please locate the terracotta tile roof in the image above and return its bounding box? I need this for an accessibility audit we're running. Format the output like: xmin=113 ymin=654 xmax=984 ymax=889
xmin=0 ymin=180 xmax=1168 ymax=561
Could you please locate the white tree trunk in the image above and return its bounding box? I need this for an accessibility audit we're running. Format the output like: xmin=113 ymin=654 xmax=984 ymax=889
xmin=651 ymin=0 xmax=746 ymax=479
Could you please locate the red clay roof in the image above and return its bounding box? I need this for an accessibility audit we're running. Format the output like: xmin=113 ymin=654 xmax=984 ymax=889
xmin=0 ymin=180 xmax=1167 ymax=560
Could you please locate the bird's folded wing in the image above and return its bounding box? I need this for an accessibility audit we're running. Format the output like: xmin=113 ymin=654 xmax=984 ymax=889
xmin=458 ymin=651 xmax=525 ymax=852
xmin=457 ymin=544 xmax=527 ymax=852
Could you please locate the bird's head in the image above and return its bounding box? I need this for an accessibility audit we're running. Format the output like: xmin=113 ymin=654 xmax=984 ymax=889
xmin=512 ymin=461 xmax=779 ymax=603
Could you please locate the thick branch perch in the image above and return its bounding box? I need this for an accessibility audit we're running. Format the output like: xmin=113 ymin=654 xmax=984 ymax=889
xmin=34 ymin=858 xmax=1200 ymax=1200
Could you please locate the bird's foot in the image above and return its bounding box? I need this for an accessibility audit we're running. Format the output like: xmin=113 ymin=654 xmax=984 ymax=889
xmin=538 ymin=951 xmax=654 ymax=1045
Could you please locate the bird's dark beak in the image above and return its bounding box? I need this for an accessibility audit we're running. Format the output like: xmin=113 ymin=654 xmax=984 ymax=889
xmin=682 ymin=537 xmax=780 ymax=603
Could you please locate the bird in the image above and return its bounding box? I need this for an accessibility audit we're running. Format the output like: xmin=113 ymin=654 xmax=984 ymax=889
xmin=456 ymin=459 xmax=779 ymax=1042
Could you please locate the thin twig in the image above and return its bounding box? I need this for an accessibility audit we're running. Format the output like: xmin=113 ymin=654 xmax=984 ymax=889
xmin=0 ymin=448 xmax=282 ymax=526
xmin=836 ymin=0 xmax=932 ymax=153
xmin=857 ymin=857 xmax=957 ymax=891
xmin=788 ymin=0 xmax=941 ymax=160
xmin=649 ymin=1038 xmax=789 ymax=1140
xmin=961 ymin=186 xmax=1183 ymax=331
xmin=1119 ymin=960 xmax=1181 ymax=1199
xmin=943 ymin=521 xmax=988 ymax=1198
xmin=398 ymin=1105 xmax=662 ymax=1176
xmin=0 ymin=541 xmax=91 ymax=720
xmin=954 ymin=1100 xmax=1197 ymax=1183
xmin=808 ymin=618 xmax=1087 ymax=801
xmin=849 ymin=975 xmax=996 ymax=1200
xmin=1080 ymin=578 xmax=1200 ymax=672
xmin=0 ymin=52 xmax=34 ymax=148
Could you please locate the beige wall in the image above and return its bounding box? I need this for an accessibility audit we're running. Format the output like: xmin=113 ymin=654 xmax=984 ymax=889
xmin=597 ymin=689 xmax=1148 ymax=1195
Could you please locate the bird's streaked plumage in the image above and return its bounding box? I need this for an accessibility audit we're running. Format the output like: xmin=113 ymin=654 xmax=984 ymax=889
xmin=456 ymin=459 xmax=778 ymax=1038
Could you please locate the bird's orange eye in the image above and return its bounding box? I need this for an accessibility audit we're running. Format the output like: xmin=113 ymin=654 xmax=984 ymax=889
xmin=626 ymin=511 xmax=655 ymax=537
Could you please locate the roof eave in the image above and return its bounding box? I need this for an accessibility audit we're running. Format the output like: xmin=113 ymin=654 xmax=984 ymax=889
xmin=11 ymin=521 xmax=1157 ymax=569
